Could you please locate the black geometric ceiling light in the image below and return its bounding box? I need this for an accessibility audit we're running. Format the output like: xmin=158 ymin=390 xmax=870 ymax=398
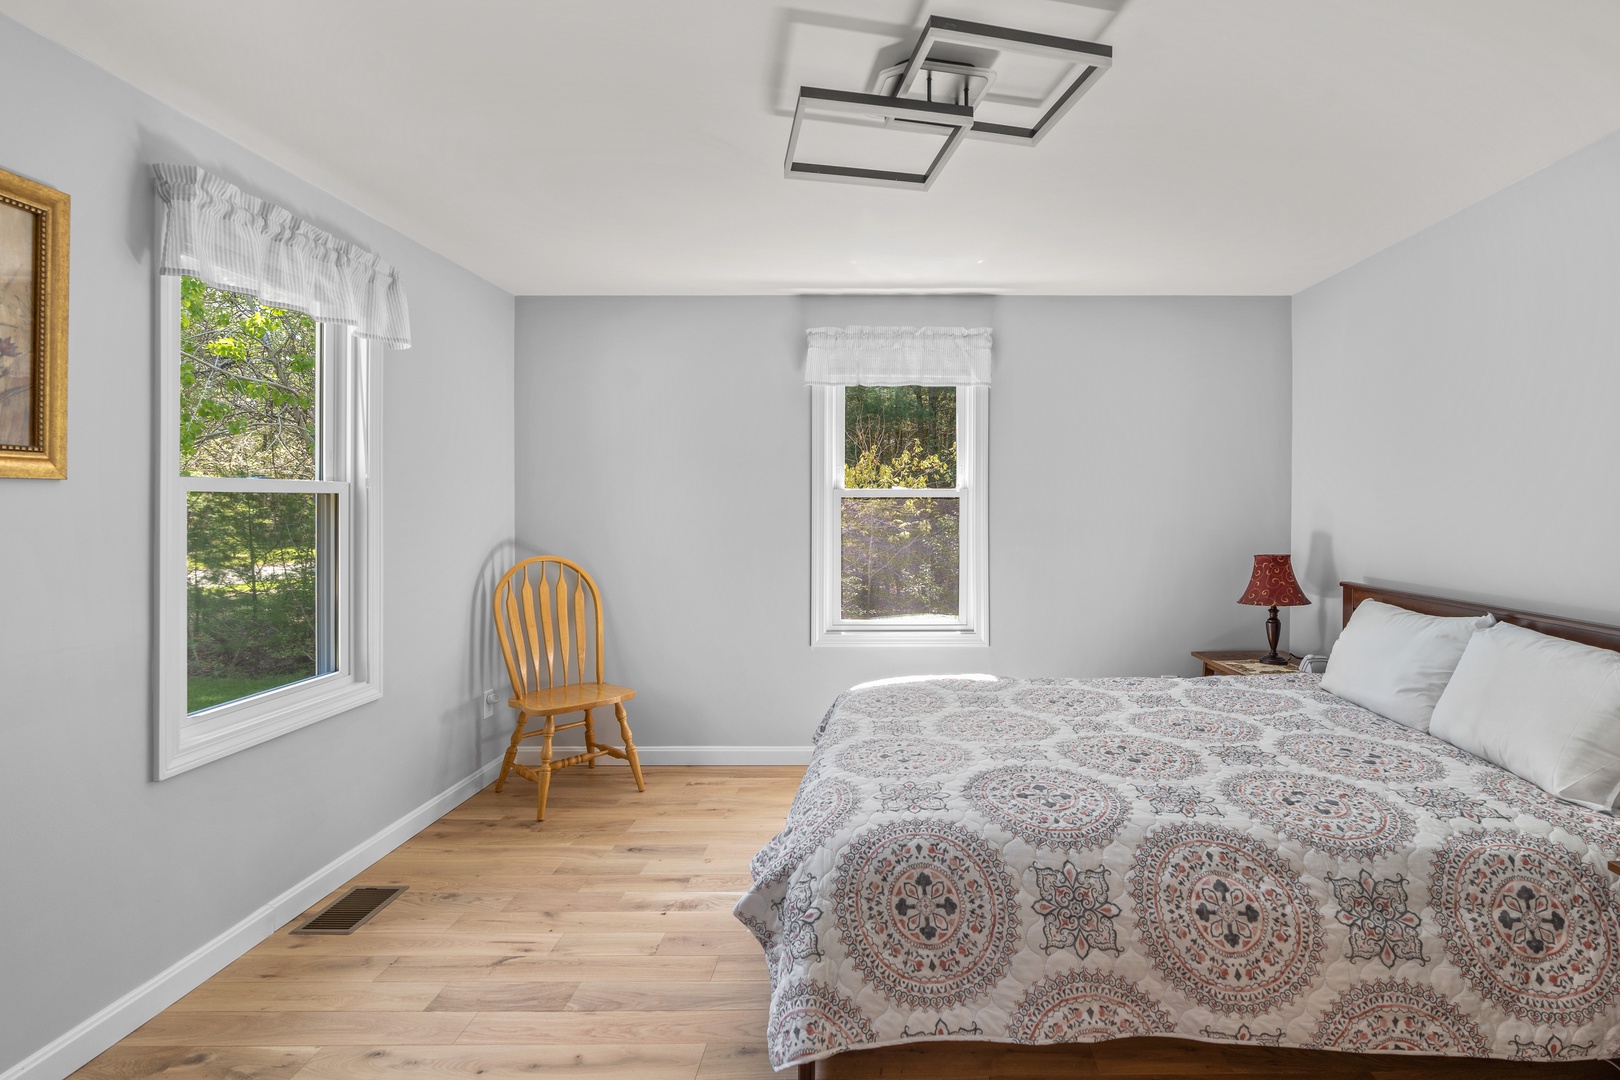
xmin=785 ymin=15 xmax=1113 ymax=190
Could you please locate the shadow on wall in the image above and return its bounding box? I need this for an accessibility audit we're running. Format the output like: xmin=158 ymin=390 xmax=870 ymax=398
xmin=468 ymin=540 xmax=577 ymax=755
xmin=1301 ymin=529 xmax=1337 ymax=653
xmin=465 ymin=540 xmax=521 ymax=759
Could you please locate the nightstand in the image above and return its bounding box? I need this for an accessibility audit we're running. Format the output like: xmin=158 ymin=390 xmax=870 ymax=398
xmin=1191 ymin=650 xmax=1301 ymax=677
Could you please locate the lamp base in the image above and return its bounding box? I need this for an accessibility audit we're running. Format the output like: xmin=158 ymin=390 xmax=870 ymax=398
xmin=1258 ymin=651 xmax=1288 ymax=666
xmin=1260 ymin=605 xmax=1284 ymax=667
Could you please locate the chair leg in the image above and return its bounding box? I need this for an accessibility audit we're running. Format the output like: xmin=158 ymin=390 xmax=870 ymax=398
xmin=537 ymin=717 xmax=554 ymax=822
xmin=584 ymin=708 xmax=596 ymax=768
xmin=615 ymin=702 xmax=646 ymax=792
xmin=496 ymin=713 xmax=527 ymax=793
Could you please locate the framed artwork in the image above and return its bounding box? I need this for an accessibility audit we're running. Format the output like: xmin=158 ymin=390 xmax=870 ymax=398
xmin=0 ymin=166 xmax=68 ymax=479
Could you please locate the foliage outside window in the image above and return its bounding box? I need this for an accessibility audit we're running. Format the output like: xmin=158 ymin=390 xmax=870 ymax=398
xmin=841 ymin=386 xmax=959 ymax=621
xmin=180 ymin=278 xmax=317 ymax=480
xmin=181 ymin=281 xmax=324 ymax=712
xmin=812 ymin=383 xmax=987 ymax=646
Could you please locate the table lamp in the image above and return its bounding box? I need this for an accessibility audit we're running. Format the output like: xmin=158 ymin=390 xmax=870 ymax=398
xmin=1238 ymin=554 xmax=1310 ymax=665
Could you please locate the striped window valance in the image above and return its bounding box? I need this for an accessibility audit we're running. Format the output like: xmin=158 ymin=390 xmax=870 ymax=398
xmin=805 ymin=326 xmax=991 ymax=386
xmin=153 ymin=164 xmax=411 ymax=349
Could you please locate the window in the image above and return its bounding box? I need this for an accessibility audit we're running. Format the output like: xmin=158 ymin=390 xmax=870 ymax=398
xmin=811 ymin=383 xmax=988 ymax=645
xmin=156 ymin=276 xmax=382 ymax=778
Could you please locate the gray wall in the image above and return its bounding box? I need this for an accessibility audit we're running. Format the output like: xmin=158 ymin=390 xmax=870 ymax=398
xmin=0 ymin=17 xmax=515 ymax=1072
xmin=1291 ymin=128 xmax=1620 ymax=652
xmin=513 ymin=295 xmax=1293 ymax=752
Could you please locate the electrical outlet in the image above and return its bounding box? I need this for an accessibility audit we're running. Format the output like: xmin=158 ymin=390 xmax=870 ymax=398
xmin=481 ymin=689 xmax=498 ymax=719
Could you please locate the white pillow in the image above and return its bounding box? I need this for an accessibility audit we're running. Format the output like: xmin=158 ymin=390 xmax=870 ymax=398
xmin=1430 ymin=622 xmax=1620 ymax=810
xmin=1321 ymin=600 xmax=1489 ymax=731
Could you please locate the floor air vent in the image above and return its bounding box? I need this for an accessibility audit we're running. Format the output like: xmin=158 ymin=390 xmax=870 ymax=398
xmin=290 ymin=886 xmax=407 ymax=934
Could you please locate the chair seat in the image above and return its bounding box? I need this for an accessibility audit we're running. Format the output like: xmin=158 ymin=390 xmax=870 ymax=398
xmin=509 ymin=682 xmax=636 ymax=715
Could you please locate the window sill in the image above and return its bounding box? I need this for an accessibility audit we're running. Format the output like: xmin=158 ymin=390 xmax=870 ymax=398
xmin=159 ymin=679 xmax=382 ymax=779
xmin=813 ymin=625 xmax=989 ymax=647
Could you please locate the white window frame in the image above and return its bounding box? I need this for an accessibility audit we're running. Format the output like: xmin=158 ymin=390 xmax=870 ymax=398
xmin=154 ymin=273 xmax=384 ymax=779
xmin=811 ymin=383 xmax=989 ymax=646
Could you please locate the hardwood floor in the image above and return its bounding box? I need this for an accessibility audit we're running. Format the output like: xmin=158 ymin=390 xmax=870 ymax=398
xmin=69 ymin=765 xmax=1618 ymax=1079
xmin=71 ymin=766 xmax=798 ymax=1080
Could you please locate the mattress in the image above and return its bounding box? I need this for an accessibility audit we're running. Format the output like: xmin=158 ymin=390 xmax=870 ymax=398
xmin=734 ymin=674 xmax=1620 ymax=1070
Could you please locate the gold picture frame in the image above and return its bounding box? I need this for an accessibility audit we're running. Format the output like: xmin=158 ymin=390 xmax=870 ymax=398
xmin=0 ymin=166 xmax=68 ymax=479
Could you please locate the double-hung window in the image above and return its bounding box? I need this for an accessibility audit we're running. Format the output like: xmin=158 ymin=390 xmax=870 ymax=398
xmin=809 ymin=326 xmax=990 ymax=646
xmin=153 ymin=165 xmax=407 ymax=778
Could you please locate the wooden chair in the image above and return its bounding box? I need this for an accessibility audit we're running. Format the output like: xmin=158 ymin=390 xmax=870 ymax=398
xmin=492 ymin=556 xmax=645 ymax=820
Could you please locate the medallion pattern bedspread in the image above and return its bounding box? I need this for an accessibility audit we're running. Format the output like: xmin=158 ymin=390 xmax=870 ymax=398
xmin=734 ymin=675 xmax=1620 ymax=1069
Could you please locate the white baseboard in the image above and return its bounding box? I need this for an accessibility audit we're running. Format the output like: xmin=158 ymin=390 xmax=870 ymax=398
xmin=514 ymin=743 xmax=813 ymax=766
xmin=2 ymin=757 xmax=504 ymax=1080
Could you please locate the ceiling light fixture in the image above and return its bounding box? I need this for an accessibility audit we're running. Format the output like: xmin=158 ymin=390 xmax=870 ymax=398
xmin=785 ymin=15 xmax=1113 ymax=190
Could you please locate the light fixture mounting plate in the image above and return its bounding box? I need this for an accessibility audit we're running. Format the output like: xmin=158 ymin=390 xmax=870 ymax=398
xmin=873 ymin=58 xmax=998 ymax=111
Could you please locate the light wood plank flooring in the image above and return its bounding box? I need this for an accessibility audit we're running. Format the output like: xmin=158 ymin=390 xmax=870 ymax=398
xmin=71 ymin=766 xmax=798 ymax=1080
xmin=68 ymin=765 xmax=1618 ymax=1080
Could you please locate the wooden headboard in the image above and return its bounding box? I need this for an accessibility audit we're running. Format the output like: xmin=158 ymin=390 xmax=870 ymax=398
xmin=1341 ymin=581 xmax=1620 ymax=654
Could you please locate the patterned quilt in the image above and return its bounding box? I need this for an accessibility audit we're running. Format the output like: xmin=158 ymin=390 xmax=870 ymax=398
xmin=734 ymin=674 xmax=1620 ymax=1070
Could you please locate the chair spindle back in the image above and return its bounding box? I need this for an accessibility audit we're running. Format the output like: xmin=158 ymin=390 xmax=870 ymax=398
xmin=493 ymin=556 xmax=605 ymax=697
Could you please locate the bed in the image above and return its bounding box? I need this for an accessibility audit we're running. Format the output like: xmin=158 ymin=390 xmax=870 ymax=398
xmin=736 ymin=582 xmax=1620 ymax=1077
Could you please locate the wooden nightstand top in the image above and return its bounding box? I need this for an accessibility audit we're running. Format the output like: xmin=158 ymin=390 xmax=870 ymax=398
xmin=1192 ymin=649 xmax=1301 ymax=677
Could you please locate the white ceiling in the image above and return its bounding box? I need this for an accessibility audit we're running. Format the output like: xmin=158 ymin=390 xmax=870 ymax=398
xmin=6 ymin=0 xmax=1620 ymax=295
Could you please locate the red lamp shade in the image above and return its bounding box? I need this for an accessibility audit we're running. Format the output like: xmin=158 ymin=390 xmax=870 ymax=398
xmin=1238 ymin=554 xmax=1310 ymax=608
